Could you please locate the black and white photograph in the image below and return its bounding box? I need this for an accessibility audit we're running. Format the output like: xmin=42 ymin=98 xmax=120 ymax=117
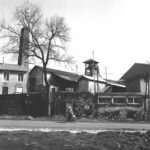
xmin=0 ymin=0 xmax=150 ymax=149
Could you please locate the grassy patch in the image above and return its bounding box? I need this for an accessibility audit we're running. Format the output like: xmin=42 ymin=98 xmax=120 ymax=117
xmin=0 ymin=131 xmax=150 ymax=150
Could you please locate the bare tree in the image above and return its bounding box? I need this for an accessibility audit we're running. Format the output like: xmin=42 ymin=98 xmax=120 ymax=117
xmin=0 ymin=1 xmax=73 ymax=115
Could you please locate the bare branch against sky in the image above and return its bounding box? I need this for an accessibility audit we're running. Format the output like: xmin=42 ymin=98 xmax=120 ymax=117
xmin=0 ymin=0 xmax=150 ymax=79
xmin=0 ymin=0 xmax=75 ymax=115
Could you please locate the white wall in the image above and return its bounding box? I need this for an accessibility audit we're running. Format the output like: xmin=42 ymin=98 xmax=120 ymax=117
xmin=0 ymin=71 xmax=28 ymax=94
xmin=140 ymin=79 xmax=147 ymax=94
xmin=79 ymin=79 xmax=106 ymax=93
xmin=89 ymin=81 xmax=106 ymax=93
xmin=140 ymin=78 xmax=150 ymax=95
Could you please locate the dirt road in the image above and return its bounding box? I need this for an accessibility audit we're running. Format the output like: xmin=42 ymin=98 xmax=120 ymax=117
xmin=0 ymin=120 xmax=150 ymax=150
xmin=0 ymin=120 xmax=150 ymax=131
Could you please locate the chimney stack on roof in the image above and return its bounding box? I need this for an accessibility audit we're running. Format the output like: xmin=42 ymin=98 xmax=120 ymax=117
xmin=18 ymin=27 xmax=29 ymax=68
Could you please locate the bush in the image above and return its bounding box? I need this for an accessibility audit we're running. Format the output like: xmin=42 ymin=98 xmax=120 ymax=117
xmin=97 ymin=107 xmax=142 ymax=120
xmin=73 ymin=93 xmax=95 ymax=118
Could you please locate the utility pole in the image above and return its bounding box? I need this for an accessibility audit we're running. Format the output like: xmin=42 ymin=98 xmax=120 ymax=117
xmin=97 ymin=66 xmax=99 ymax=93
xmin=144 ymin=72 xmax=150 ymax=120
xmin=148 ymin=72 xmax=150 ymax=120
xmin=92 ymin=51 xmax=96 ymax=93
xmin=105 ymin=67 xmax=113 ymax=81
xmin=105 ymin=67 xmax=107 ymax=81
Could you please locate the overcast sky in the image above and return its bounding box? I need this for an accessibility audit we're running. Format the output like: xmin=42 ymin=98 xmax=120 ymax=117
xmin=0 ymin=0 xmax=150 ymax=80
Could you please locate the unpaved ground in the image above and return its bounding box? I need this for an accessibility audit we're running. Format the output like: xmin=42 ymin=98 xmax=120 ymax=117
xmin=0 ymin=119 xmax=150 ymax=150
xmin=1 ymin=120 xmax=150 ymax=131
xmin=0 ymin=131 xmax=150 ymax=150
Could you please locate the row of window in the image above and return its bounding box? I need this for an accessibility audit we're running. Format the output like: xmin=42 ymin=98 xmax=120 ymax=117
xmin=51 ymin=87 xmax=74 ymax=93
xmin=98 ymin=97 xmax=142 ymax=104
xmin=2 ymin=86 xmax=23 ymax=94
xmin=3 ymin=72 xmax=24 ymax=82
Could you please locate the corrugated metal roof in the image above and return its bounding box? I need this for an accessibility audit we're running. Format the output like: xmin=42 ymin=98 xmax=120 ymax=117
xmin=106 ymin=79 xmax=126 ymax=88
xmin=107 ymin=81 xmax=126 ymax=88
xmin=0 ymin=63 xmax=28 ymax=72
xmin=80 ymin=75 xmax=107 ymax=83
xmin=54 ymin=73 xmax=78 ymax=82
xmin=37 ymin=66 xmax=81 ymax=82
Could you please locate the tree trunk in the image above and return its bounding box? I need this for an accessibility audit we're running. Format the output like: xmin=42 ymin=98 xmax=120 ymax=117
xmin=46 ymin=84 xmax=51 ymax=116
xmin=43 ymin=64 xmax=51 ymax=116
xmin=48 ymin=86 xmax=51 ymax=116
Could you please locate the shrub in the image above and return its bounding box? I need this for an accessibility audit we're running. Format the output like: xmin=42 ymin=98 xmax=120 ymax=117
xmin=97 ymin=106 xmax=142 ymax=120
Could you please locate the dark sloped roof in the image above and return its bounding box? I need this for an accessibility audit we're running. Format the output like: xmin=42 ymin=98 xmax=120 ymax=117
xmin=83 ymin=59 xmax=99 ymax=64
xmin=36 ymin=66 xmax=81 ymax=82
xmin=0 ymin=63 xmax=28 ymax=72
xmin=121 ymin=63 xmax=150 ymax=79
xmin=107 ymin=80 xmax=126 ymax=88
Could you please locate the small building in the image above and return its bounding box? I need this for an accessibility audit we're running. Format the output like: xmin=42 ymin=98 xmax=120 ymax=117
xmin=28 ymin=66 xmax=108 ymax=93
xmin=80 ymin=58 xmax=107 ymax=93
xmin=0 ymin=63 xmax=28 ymax=94
xmin=98 ymin=92 xmax=143 ymax=106
xmin=0 ymin=27 xmax=29 ymax=94
xmin=83 ymin=59 xmax=99 ymax=76
xmin=121 ymin=63 xmax=150 ymax=94
xmin=29 ymin=66 xmax=80 ymax=93
xmin=120 ymin=63 xmax=150 ymax=116
xmin=79 ymin=75 xmax=107 ymax=93
xmin=29 ymin=58 xmax=109 ymax=93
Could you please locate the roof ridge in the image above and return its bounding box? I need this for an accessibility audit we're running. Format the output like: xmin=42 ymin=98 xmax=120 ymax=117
xmin=0 ymin=63 xmax=21 ymax=66
xmin=134 ymin=62 xmax=150 ymax=65
xmin=36 ymin=65 xmax=80 ymax=76
xmin=0 ymin=63 xmax=28 ymax=72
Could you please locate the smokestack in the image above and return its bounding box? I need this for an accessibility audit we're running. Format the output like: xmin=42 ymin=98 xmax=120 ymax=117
xmin=18 ymin=27 xmax=29 ymax=67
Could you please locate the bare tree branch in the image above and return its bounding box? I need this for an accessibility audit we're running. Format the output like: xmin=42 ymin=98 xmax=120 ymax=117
xmin=0 ymin=0 xmax=74 ymax=116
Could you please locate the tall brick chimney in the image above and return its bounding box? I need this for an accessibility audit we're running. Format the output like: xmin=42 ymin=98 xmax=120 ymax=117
xmin=18 ymin=27 xmax=29 ymax=68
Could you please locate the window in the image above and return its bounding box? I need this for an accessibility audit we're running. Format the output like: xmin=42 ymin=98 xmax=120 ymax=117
xmin=99 ymin=97 xmax=111 ymax=104
xmin=2 ymin=86 xmax=8 ymax=94
xmin=51 ymin=88 xmax=55 ymax=93
xmin=113 ymin=97 xmax=126 ymax=104
xmin=134 ymin=97 xmax=142 ymax=104
xmin=18 ymin=73 xmax=24 ymax=82
xmin=66 ymin=88 xmax=74 ymax=92
xmin=4 ymin=72 xmax=9 ymax=81
xmin=16 ymin=87 xmax=23 ymax=93
xmin=128 ymin=97 xmax=134 ymax=104
xmin=128 ymin=97 xmax=142 ymax=104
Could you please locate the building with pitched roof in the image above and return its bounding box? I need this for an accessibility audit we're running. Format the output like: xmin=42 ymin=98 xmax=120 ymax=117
xmin=28 ymin=58 xmax=107 ymax=93
xmin=28 ymin=59 xmax=125 ymax=93
xmin=0 ymin=27 xmax=29 ymax=94
xmin=0 ymin=63 xmax=28 ymax=94
xmin=78 ymin=75 xmax=107 ymax=93
xmin=29 ymin=66 xmax=81 ymax=93
xmin=29 ymin=65 xmax=108 ymax=93
xmin=121 ymin=63 xmax=150 ymax=94
xmin=119 ymin=63 xmax=150 ymax=115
